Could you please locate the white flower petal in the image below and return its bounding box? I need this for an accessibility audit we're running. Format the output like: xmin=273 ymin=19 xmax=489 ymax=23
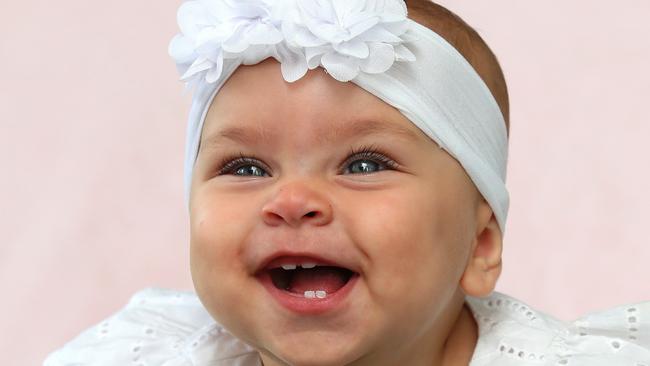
xmin=241 ymin=45 xmax=274 ymax=65
xmin=181 ymin=57 xmax=214 ymax=81
xmin=195 ymin=26 xmax=230 ymax=50
xmin=221 ymin=38 xmax=250 ymax=53
xmin=298 ymin=0 xmax=336 ymax=24
xmin=228 ymin=1 xmax=267 ymax=18
xmin=360 ymin=0 xmax=381 ymax=13
xmin=333 ymin=40 xmax=369 ymax=58
xmin=332 ymin=0 xmax=363 ymax=20
xmin=298 ymin=1 xmax=341 ymax=42
xmin=307 ymin=55 xmax=322 ymax=69
xmin=354 ymin=25 xmax=402 ymax=43
xmin=169 ymin=34 xmax=196 ymax=64
xmin=309 ymin=22 xmax=344 ymax=43
xmin=272 ymin=43 xmax=308 ymax=82
xmin=321 ymin=51 xmax=360 ymax=82
xmin=267 ymin=0 xmax=292 ymax=21
xmin=204 ymin=47 xmax=225 ymax=63
xmin=382 ymin=19 xmax=409 ymax=36
xmin=222 ymin=25 xmax=250 ymax=53
xmin=246 ymin=23 xmax=283 ymax=45
xmin=394 ymin=43 xmax=416 ymax=62
xmin=378 ymin=0 xmax=407 ymax=22
xmin=177 ymin=1 xmax=211 ymax=37
xmin=201 ymin=0 xmax=232 ymax=22
xmin=358 ymin=42 xmax=394 ymax=73
xmin=205 ymin=56 xmax=224 ymax=83
xmin=343 ymin=13 xmax=379 ymax=39
xmin=290 ymin=26 xmax=327 ymax=47
xmin=183 ymin=74 xmax=201 ymax=93
xmin=305 ymin=45 xmax=329 ymax=67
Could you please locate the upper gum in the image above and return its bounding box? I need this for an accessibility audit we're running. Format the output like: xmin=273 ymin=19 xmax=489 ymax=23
xmin=265 ymin=256 xmax=330 ymax=269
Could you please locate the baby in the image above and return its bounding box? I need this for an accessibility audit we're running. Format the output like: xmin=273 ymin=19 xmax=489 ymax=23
xmin=44 ymin=1 xmax=649 ymax=365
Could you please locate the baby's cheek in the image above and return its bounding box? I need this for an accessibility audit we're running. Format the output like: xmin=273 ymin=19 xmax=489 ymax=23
xmin=360 ymin=187 xmax=465 ymax=298
xmin=190 ymin=198 xmax=254 ymax=307
xmin=191 ymin=191 xmax=255 ymax=260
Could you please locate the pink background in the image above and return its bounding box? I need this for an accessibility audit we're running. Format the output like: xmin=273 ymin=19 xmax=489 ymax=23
xmin=2 ymin=1 xmax=650 ymax=364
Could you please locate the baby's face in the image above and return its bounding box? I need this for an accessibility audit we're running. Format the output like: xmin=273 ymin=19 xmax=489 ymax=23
xmin=189 ymin=58 xmax=482 ymax=365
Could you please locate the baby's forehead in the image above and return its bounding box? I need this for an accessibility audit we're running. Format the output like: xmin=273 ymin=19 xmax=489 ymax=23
xmin=212 ymin=58 xmax=383 ymax=107
xmin=202 ymin=113 xmax=429 ymax=150
xmin=203 ymin=60 xmax=430 ymax=146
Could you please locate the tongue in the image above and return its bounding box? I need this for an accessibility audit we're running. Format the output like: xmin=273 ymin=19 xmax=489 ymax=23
xmin=288 ymin=267 xmax=349 ymax=294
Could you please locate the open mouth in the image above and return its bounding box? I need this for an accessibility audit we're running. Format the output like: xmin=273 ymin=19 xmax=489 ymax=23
xmin=267 ymin=264 xmax=355 ymax=298
xmin=255 ymin=255 xmax=360 ymax=314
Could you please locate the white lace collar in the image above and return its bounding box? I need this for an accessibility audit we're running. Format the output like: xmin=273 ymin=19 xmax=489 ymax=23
xmin=465 ymin=291 xmax=650 ymax=365
xmin=44 ymin=288 xmax=650 ymax=365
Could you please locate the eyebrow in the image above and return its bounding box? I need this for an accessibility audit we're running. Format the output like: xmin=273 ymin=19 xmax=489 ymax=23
xmin=200 ymin=118 xmax=423 ymax=150
xmin=330 ymin=118 xmax=423 ymax=144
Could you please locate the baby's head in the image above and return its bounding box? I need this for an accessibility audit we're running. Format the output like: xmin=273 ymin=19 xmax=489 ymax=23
xmin=171 ymin=1 xmax=509 ymax=364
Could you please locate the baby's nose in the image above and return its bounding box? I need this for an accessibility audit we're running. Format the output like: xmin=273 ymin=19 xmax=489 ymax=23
xmin=261 ymin=180 xmax=333 ymax=228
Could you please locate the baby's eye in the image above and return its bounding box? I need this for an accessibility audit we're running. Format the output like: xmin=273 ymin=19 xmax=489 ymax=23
xmin=232 ymin=164 xmax=267 ymax=177
xmin=347 ymin=160 xmax=381 ymax=174
xmin=343 ymin=155 xmax=395 ymax=174
xmin=216 ymin=156 xmax=270 ymax=177
xmin=342 ymin=147 xmax=399 ymax=175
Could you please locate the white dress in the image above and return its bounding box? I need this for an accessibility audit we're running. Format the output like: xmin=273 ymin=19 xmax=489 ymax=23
xmin=43 ymin=288 xmax=650 ymax=365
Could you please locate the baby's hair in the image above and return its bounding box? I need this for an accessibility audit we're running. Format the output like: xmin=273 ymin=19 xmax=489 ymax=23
xmin=407 ymin=0 xmax=510 ymax=134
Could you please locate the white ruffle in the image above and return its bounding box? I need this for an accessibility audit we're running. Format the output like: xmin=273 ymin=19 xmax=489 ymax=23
xmin=44 ymin=288 xmax=650 ymax=365
xmin=466 ymin=292 xmax=650 ymax=365
xmin=42 ymin=288 xmax=261 ymax=366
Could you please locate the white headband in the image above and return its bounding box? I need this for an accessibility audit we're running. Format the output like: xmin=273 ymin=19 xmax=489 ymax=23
xmin=169 ymin=0 xmax=510 ymax=234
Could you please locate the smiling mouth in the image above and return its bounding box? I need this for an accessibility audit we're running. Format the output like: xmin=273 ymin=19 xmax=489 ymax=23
xmin=267 ymin=264 xmax=355 ymax=298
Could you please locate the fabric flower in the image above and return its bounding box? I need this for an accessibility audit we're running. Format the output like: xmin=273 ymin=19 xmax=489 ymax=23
xmin=168 ymin=0 xmax=417 ymax=89
xmin=169 ymin=0 xmax=286 ymax=88
xmin=282 ymin=0 xmax=416 ymax=81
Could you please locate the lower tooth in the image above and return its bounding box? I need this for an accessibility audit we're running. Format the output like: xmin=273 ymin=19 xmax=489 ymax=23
xmin=303 ymin=290 xmax=327 ymax=299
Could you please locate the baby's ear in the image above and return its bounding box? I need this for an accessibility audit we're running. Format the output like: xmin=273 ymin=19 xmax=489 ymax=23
xmin=459 ymin=198 xmax=503 ymax=297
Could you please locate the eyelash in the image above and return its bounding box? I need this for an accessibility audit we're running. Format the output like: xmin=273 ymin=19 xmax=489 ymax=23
xmin=214 ymin=144 xmax=399 ymax=176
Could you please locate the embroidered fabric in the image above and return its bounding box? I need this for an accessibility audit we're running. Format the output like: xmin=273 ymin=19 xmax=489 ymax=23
xmin=43 ymin=288 xmax=650 ymax=365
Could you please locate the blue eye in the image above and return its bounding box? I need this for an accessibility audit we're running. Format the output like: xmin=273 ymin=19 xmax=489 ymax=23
xmin=342 ymin=146 xmax=399 ymax=174
xmin=216 ymin=155 xmax=270 ymax=177
xmin=347 ymin=160 xmax=381 ymax=174
xmin=233 ymin=165 xmax=266 ymax=177
xmin=216 ymin=146 xmax=398 ymax=177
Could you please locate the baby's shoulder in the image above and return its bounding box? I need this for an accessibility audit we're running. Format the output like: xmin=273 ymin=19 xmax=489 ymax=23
xmin=467 ymin=291 xmax=650 ymax=366
xmin=43 ymin=287 xmax=260 ymax=366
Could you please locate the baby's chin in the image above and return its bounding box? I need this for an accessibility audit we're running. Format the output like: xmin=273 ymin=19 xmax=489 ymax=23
xmin=207 ymin=299 xmax=379 ymax=366
xmin=256 ymin=330 xmax=373 ymax=366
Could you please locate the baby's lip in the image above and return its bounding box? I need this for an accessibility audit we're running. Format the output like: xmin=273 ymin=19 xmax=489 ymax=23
xmin=253 ymin=250 xmax=361 ymax=276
